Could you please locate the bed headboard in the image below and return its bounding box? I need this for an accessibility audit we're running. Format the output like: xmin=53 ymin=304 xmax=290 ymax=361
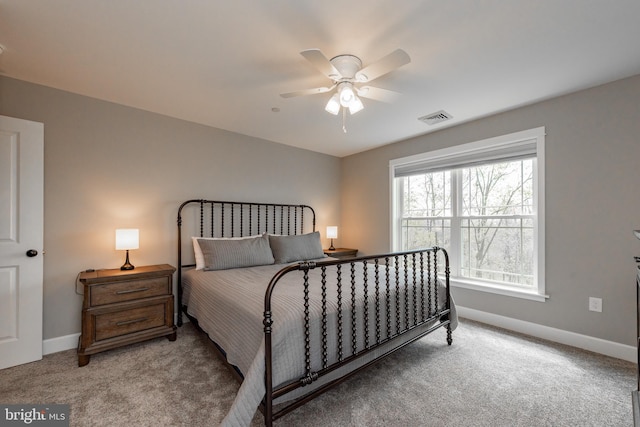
xmin=176 ymin=199 xmax=316 ymax=325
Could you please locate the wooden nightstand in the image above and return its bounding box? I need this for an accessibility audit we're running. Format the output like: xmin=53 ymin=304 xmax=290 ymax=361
xmin=77 ymin=264 xmax=176 ymax=367
xmin=324 ymin=248 xmax=358 ymax=260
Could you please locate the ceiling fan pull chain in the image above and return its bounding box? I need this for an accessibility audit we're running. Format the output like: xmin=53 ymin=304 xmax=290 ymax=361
xmin=342 ymin=108 xmax=347 ymax=133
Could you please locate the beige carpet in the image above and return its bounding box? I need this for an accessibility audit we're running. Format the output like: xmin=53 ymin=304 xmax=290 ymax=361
xmin=0 ymin=319 xmax=635 ymax=426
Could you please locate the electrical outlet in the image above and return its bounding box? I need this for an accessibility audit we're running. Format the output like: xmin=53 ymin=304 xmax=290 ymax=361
xmin=589 ymin=297 xmax=602 ymax=312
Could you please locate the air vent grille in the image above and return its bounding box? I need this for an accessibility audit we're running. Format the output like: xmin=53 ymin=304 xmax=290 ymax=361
xmin=418 ymin=110 xmax=452 ymax=126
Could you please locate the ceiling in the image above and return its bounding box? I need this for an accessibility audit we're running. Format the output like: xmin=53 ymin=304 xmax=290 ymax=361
xmin=1 ymin=1 xmax=639 ymax=157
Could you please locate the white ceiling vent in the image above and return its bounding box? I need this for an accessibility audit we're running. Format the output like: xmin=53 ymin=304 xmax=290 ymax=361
xmin=418 ymin=110 xmax=452 ymax=126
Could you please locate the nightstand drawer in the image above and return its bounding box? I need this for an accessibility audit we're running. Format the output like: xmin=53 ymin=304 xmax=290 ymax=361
xmin=91 ymin=277 xmax=170 ymax=306
xmin=95 ymin=303 xmax=167 ymax=341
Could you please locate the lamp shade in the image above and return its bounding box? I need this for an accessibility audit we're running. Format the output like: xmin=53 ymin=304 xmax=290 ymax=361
xmin=348 ymin=96 xmax=364 ymax=114
xmin=115 ymin=229 xmax=139 ymax=250
xmin=326 ymin=226 xmax=338 ymax=239
xmin=325 ymin=93 xmax=340 ymax=115
xmin=339 ymin=84 xmax=355 ymax=107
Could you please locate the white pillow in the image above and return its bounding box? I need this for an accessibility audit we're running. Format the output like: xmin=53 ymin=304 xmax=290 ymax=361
xmin=192 ymin=234 xmax=262 ymax=270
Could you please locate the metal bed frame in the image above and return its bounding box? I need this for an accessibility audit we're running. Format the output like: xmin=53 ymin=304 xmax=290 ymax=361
xmin=177 ymin=199 xmax=453 ymax=426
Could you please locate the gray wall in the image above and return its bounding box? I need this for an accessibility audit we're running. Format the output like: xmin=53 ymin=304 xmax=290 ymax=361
xmin=340 ymin=74 xmax=640 ymax=346
xmin=2 ymin=73 xmax=639 ymax=347
xmin=0 ymin=76 xmax=342 ymax=340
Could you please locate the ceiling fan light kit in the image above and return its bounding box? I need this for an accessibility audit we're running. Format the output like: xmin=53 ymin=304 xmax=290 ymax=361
xmin=281 ymin=48 xmax=411 ymax=127
xmin=324 ymin=82 xmax=363 ymax=116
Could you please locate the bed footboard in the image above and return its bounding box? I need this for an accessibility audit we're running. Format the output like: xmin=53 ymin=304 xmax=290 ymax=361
xmin=262 ymin=247 xmax=452 ymax=425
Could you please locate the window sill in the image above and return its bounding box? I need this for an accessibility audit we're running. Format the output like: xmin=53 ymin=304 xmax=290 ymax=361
xmin=450 ymin=278 xmax=548 ymax=302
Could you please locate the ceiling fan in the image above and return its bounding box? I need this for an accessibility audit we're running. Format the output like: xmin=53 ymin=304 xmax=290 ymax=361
xmin=280 ymin=48 xmax=411 ymax=121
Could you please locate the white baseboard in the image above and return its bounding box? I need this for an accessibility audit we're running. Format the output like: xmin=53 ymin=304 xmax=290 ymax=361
xmin=43 ymin=333 xmax=80 ymax=356
xmin=457 ymin=306 xmax=636 ymax=363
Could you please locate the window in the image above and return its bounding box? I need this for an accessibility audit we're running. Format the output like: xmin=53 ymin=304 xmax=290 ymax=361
xmin=390 ymin=128 xmax=546 ymax=301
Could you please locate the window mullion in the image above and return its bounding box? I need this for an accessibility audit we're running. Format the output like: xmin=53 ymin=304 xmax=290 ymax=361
xmin=449 ymin=169 xmax=462 ymax=277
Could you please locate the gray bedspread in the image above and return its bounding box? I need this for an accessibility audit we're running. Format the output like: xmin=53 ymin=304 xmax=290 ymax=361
xmin=183 ymin=259 xmax=457 ymax=426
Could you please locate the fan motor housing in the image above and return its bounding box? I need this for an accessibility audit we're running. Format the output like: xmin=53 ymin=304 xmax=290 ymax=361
xmin=329 ymin=55 xmax=362 ymax=80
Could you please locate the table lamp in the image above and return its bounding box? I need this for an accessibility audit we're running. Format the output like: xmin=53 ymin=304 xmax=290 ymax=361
xmin=326 ymin=226 xmax=338 ymax=251
xmin=115 ymin=229 xmax=139 ymax=270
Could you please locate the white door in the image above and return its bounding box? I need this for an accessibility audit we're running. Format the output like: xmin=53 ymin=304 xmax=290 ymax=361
xmin=0 ymin=115 xmax=44 ymax=369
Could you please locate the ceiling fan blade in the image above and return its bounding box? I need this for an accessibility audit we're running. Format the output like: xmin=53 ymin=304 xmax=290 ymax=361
xmin=300 ymin=49 xmax=342 ymax=79
xmin=355 ymin=49 xmax=411 ymax=83
xmin=356 ymin=86 xmax=401 ymax=103
xmin=280 ymin=85 xmax=335 ymax=98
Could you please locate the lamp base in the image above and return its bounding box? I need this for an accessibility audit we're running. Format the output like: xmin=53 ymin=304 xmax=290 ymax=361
xmin=120 ymin=250 xmax=135 ymax=271
xmin=329 ymin=239 xmax=335 ymax=251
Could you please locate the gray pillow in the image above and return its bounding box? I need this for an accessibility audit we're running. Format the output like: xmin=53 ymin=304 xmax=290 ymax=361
xmin=198 ymin=234 xmax=274 ymax=271
xmin=269 ymin=231 xmax=325 ymax=264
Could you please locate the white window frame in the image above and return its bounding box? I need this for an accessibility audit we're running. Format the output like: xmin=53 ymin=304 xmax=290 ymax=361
xmin=389 ymin=127 xmax=547 ymax=302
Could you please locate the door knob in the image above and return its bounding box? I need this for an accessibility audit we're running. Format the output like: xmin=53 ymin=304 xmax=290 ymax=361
xmin=26 ymin=249 xmax=38 ymax=257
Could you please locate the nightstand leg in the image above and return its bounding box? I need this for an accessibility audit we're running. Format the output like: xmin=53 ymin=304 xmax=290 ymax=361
xmin=78 ymin=354 xmax=90 ymax=367
xmin=167 ymin=331 xmax=177 ymax=341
